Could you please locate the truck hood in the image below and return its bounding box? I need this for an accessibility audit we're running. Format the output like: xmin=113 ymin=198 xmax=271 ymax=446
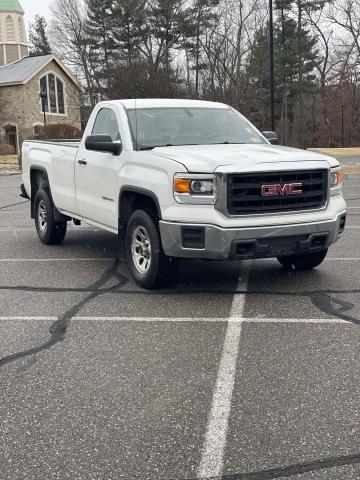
xmin=151 ymin=144 xmax=339 ymax=173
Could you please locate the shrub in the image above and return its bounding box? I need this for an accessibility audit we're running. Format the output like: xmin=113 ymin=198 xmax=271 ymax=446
xmin=0 ymin=143 xmax=15 ymax=155
xmin=35 ymin=123 xmax=83 ymax=140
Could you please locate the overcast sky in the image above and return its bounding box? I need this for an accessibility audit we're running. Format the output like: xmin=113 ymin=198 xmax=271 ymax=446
xmin=22 ymin=0 xmax=51 ymax=29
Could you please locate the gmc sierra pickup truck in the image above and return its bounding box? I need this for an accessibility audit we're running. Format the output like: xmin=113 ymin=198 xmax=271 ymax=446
xmin=21 ymin=99 xmax=346 ymax=288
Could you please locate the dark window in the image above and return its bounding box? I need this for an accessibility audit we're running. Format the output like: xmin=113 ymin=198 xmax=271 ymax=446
xmin=92 ymin=108 xmax=121 ymax=143
xmin=39 ymin=76 xmax=48 ymax=112
xmin=57 ymin=78 xmax=65 ymax=114
xmin=39 ymin=74 xmax=66 ymax=115
xmin=48 ymin=74 xmax=57 ymax=113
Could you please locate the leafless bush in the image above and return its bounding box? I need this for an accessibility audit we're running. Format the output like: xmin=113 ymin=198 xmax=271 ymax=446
xmin=0 ymin=144 xmax=15 ymax=155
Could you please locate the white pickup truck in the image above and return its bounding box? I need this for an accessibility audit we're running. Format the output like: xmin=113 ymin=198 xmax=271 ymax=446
xmin=21 ymin=99 xmax=347 ymax=288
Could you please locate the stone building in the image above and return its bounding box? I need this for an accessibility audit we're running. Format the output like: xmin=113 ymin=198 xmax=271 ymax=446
xmin=0 ymin=0 xmax=83 ymax=153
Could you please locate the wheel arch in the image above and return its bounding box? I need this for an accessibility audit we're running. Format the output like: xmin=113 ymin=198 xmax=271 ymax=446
xmin=30 ymin=166 xmax=70 ymax=222
xmin=118 ymin=186 xmax=162 ymax=260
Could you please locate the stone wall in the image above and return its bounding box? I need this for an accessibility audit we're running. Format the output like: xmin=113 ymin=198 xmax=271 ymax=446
xmin=0 ymin=59 xmax=82 ymax=150
xmin=0 ymin=155 xmax=18 ymax=165
xmin=0 ymin=154 xmax=19 ymax=170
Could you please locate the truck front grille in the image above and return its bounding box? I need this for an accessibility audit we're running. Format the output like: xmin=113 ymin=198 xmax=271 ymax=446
xmin=227 ymin=170 xmax=328 ymax=215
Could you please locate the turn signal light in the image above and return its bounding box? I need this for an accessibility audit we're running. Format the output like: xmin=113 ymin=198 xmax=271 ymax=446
xmin=174 ymin=178 xmax=191 ymax=193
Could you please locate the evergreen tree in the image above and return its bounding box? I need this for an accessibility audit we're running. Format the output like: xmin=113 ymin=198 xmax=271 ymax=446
xmin=29 ymin=15 xmax=52 ymax=57
xmin=111 ymin=0 xmax=145 ymax=64
xmin=246 ymin=26 xmax=271 ymax=130
xmin=146 ymin=0 xmax=191 ymax=72
xmin=85 ymin=0 xmax=117 ymax=93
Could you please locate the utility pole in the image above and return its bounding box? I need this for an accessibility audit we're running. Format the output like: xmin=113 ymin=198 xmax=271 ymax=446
xmin=269 ymin=0 xmax=276 ymax=132
xmin=341 ymin=105 xmax=345 ymax=147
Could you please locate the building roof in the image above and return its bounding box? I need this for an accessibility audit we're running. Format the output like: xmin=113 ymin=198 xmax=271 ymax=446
xmin=0 ymin=55 xmax=52 ymax=84
xmin=0 ymin=0 xmax=24 ymax=13
xmin=0 ymin=54 xmax=84 ymax=91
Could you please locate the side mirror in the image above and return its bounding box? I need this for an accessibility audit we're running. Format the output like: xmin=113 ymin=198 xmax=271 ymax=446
xmin=85 ymin=134 xmax=122 ymax=155
xmin=262 ymin=131 xmax=279 ymax=145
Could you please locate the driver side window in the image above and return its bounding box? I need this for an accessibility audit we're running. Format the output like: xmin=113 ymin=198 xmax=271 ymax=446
xmin=92 ymin=108 xmax=121 ymax=143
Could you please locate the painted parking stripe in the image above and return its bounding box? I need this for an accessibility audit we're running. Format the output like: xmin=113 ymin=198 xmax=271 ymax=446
xmin=0 ymin=258 xmax=114 ymax=262
xmin=0 ymin=316 xmax=349 ymax=323
xmin=198 ymin=262 xmax=251 ymax=479
xmin=0 ymin=228 xmax=99 ymax=231
xmin=0 ymin=257 xmax=360 ymax=263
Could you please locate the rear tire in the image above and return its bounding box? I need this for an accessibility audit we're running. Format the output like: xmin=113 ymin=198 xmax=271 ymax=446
xmin=34 ymin=189 xmax=67 ymax=245
xmin=277 ymin=249 xmax=328 ymax=270
xmin=126 ymin=209 xmax=177 ymax=289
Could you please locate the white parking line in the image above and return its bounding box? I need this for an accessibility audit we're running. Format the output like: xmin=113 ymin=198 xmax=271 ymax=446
xmin=0 ymin=316 xmax=349 ymax=323
xmin=198 ymin=262 xmax=251 ymax=479
xmin=0 ymin=258 xmax=114 ymax=262
xmin=327 ymin=257 xmax=360 ymax=260
xmin=0 ymin=228 xmax=99 ymax=231
xmin=0 ymin=257 xmax=359 ymax=263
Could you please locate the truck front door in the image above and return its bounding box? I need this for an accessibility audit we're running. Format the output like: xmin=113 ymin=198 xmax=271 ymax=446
xmin=75 ymin=106 xmax=122 ymax=230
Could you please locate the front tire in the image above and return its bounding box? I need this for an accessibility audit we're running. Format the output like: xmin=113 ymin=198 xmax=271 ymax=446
xmin=277 ymin=249 xmax=328 ymax=270
xmin=34 ymin=189 xmax=67 ymax=245
xmin=126 ymin=209 xmax=177 ymax=289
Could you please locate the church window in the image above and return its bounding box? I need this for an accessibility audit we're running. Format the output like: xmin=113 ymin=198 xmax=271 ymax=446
xmin=39 ymin=73 xmax=66 ymax=115
xmin=6 ymin=16 xmax=15 ymax=42
xmin=18 ymin=17 xmax=24 ymax=42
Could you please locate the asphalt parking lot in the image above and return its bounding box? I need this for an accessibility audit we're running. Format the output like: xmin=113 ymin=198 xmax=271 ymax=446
xmin=0 ymin=173 xmax=360 ymax=480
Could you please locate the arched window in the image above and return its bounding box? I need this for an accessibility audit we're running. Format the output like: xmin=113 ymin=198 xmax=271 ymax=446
xmin=39 ymin=73 xmax=66 ymax=115
xmin=6 ymin=16 xmax=15 ymax=42
xmin=18 ymin=17 xmax=24 ymax=42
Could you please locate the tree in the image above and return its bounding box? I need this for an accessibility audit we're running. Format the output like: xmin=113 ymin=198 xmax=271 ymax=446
xmin=184 ymin=0 xmax=219 ymax=96
xmin=273 ymin=1 xmax=321 ymax=145
xmin=111 ymin=0 xmax=145 ymax=64
xmin=29 ymin=15 xmax=51 ymax=56
xmin=49 ymin=0 xmax=99 ymax=105
xmin=85 ymin=0 xmax=117 ymax=93
xmin=245 ymin=26 xmax=271 ymax=130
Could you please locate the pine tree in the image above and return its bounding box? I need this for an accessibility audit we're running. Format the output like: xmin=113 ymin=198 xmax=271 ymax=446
xmin=111 ymin=0 xmax=145 ymax=64
xmin=85 ymin=0 xmax=116 ymax=94
xmin=146 ymin=0 xmax=191 ymax=72
xmin=29 ymin=15 xmax=52 ymax=57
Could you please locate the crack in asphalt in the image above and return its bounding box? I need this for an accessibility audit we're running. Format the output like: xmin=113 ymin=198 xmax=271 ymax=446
xmin=0 ymin=284 xmax=359 ymax=297
xmin=0 ymin=283 xmax=359 ymax=322
xmin=0 ymin=260 xmax=128 ymax=368
xmin=192 ymin=452 xmax=360 ymax=480
xmin=0 ymin=200 xmax=29 ymax=210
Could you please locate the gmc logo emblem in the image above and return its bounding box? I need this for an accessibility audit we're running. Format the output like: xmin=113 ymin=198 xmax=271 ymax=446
xmin=261 ymin=183 xmax=303 ymax=196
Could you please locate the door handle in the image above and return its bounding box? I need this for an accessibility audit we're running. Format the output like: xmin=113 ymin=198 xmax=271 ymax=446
xmin=78 ymin=159 xmax=87 ymax=165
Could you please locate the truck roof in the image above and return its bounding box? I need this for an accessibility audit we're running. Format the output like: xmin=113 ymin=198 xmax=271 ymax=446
xmin=111 ymin=98 xmax=229 ymax=110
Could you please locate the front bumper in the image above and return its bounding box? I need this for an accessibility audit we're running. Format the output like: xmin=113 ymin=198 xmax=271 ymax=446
xmin=159 ymin=212 xmax=347 ymax=260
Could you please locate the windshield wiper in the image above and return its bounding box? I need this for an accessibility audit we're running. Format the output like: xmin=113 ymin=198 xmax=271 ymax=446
xmin=138 ymin=144 xmax=175 ymax=151
xmin=209 ymin=141 xmax=247 ymax=145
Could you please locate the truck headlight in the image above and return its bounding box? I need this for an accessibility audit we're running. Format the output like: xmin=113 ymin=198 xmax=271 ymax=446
xmin=174 ymin=174 xmax=215 ymax=204
xmin=330 ymin=167 xmax=343 ymax=196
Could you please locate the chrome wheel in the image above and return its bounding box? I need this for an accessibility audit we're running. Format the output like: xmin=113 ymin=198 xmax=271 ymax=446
xmin=38 ymin=200 xmax=48 ymax=233
xmin=131 ymin=225 xmax=152 ymax=274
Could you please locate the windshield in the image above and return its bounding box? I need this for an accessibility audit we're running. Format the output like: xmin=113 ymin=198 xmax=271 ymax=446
xmin=126 ymin=107 xmax=266 ymax=150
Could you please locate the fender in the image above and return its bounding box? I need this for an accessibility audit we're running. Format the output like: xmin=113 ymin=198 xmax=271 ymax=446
xmin=30 ymin=166 xmax=70 ymax=222
xmin=117 ymin=186 xmax=162 ymax=260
